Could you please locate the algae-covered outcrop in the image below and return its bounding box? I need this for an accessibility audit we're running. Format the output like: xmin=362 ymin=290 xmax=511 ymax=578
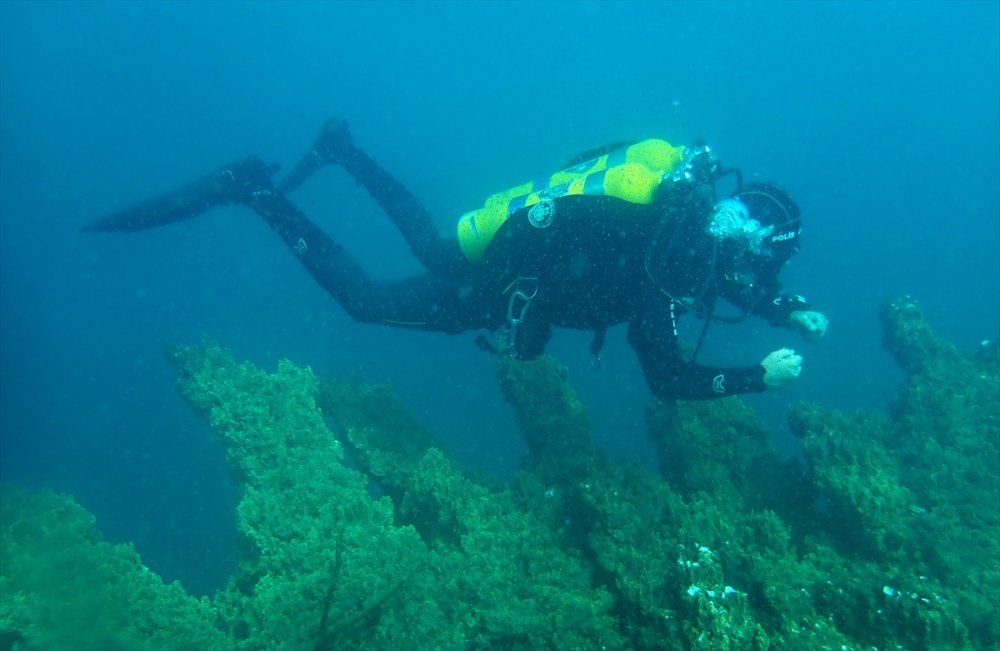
xmin=0 ymin=486 xmax=226 ymax=650
xmin=1 ymin=296 xmax=996 ymax=650
xmin=318 ymin=375 xmax=624 ymax=649
xmin=790 ymin=297 xmax=999 ymax=649
xmin=168 ymin=342 xmax=436 ymax=650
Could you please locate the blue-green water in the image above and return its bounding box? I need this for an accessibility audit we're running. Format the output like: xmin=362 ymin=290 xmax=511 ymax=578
xmin=1 ymin=0 xmax=997 ymax=598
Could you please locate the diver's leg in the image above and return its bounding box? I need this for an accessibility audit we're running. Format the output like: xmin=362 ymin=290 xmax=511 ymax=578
xmin=278 ymin=119 xmax=469 ymax=278
xmin=276 ymin=119 xmax=354 ymax=195
xmin=249 ymin=190 xmax=477 ymax=331
xmin=81 ymin=156 xmax=278 ymax=232
xmin=338 ymin=138 xmax=471 ymax=278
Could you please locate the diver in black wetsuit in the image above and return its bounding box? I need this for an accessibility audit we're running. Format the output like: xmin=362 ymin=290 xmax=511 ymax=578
xmin=82 ymin=119 xmax=828 ymax=401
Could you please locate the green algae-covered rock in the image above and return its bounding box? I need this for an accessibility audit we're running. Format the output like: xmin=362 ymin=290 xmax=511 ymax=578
xmin=495 ymin=355 xmax=599 ymax=489
xmin=881 ymin=297 xmax=998 ymax=647
xmin=169 ymin=340 xmax=433 ymax=650
xmin=494 ymin=355 xmax=609 ymax=551
xmin=487 ymin=321 xmax=980 ymax=651
xmin=675 ymin=544 xmax=770 ymax=651
xmin=791 ymin=404 xmax=915 ymax=558
xmin=789 ymin=297 xmax=995 ymax=649
xmin=319 ymin=376 xmax=441 ymax=491
xmin=489 ymin=357 xmax=838 ymax=649
xmin=881 ymin=295 xmax=969 ymax=377
xmin=320 ymin=375 xmax=627 ymax=650
xmin=803 ymin=545 xmax=972 ymax=651
xmin=649 ymin=397 xmax=811 ymax=514
xmin=4 ymin=294 xmax=993 ymax=651
xmin=0 ymin=485 xmax=227 ymax=651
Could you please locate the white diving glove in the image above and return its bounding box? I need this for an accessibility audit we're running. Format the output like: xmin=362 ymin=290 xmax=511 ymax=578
xmin=761 ymin=348 xmax=803 ymax=388
xmin=788 ymin=310 xmax=829 ymax=342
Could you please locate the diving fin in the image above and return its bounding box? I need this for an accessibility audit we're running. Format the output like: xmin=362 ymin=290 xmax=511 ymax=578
xmin=81 ymin=155 xmax=278 ymax=233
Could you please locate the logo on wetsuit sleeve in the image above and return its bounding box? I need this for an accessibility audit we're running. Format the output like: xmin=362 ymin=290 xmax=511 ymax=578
xmin=712 ymin=374 xmax=726 ymax=394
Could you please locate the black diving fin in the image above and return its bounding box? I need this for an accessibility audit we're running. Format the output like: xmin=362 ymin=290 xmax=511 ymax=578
xmin=81 ymin=155 xmax=278 ymax=233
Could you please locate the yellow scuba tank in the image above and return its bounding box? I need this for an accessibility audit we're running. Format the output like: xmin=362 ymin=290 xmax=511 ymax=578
xmin=456 ymin=138 xmax=687 ymax=262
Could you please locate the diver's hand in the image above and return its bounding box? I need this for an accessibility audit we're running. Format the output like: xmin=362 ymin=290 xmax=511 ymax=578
xmin=761 ymin=348 xmax=803 ymax=388
xmin=788 ymin=310 xmax=828 ymax=342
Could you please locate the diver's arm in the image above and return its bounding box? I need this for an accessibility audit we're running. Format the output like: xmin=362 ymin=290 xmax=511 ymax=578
xmin=628 ymin=290 xmax=767 ymax=400
xmin=755 ymin=291 xmax=812 ymax=326
xmin=731 ymin=281 xmax=828 ymax=341
xmin=756 ymin=291 xmax=828 ymax=341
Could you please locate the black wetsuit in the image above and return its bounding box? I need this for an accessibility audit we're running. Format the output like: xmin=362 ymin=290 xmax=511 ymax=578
xmin=84 ymin=136 xmax=810 ymax=401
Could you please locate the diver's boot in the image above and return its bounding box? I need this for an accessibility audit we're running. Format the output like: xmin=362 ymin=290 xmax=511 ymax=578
xmin=277 ymin=118 xmax=355 ymax=195
xmin=81 ymin=156 xmax=279 ymax=233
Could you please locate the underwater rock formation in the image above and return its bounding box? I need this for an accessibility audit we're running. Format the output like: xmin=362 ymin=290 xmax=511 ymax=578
xmin=318 ymin=372 xmax=624 ymax=649
xmin=790 ymin=297 xmax=998 ymax=649
xmin=0 ymin=486 xmax=225 ymax=650
xmin=1 ymin=296 xmax=996 ymax=650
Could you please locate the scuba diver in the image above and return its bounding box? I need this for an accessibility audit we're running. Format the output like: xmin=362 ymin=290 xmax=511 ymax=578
xmin=82 ymin=119 xmax=828 ymax=401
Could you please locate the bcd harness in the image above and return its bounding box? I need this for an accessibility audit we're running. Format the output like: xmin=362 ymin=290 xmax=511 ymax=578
xmin=460 ymin=138 xmax=719 ymax=359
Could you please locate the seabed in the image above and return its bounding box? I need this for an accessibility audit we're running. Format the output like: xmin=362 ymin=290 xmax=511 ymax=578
xmin=2 ymin=296 xmax=997 ymax=650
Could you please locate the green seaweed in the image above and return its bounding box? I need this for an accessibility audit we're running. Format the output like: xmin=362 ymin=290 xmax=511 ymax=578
xmin=320 ymin=375 xmax=626 ymax=649
xmin=0 ymin=486 xmax=226 ymax=651
xmin=1 ymin=296 xmax=995 ymax=650
xmin=787 ymin=297 xmax=997 ymax=649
